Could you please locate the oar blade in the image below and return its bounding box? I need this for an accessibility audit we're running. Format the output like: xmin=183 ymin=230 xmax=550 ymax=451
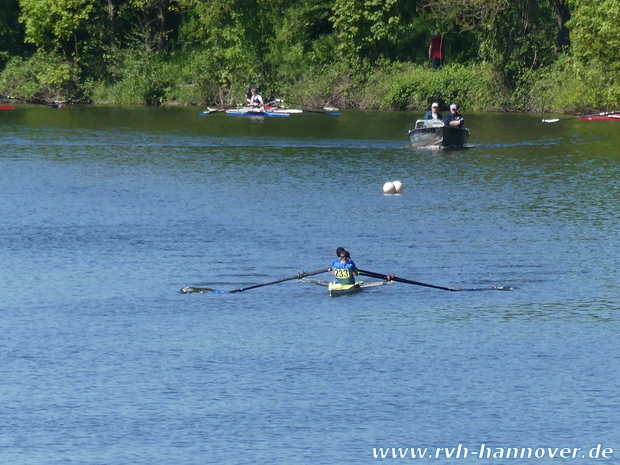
xmin=279 ymin=100 xmax=341 ymax=114
xmin=181 ymin=286 xmax=232 ymax=294
xmin=182 ymin=268 xmax=331 ymax=295
xmin=358 ymin=269 xmax=514 ymax=292
xmin=452 ymin=285 xmax=516 ymax=291
xmin=181 ymin=286 xmax=223 ymax=293
xmin=199 ymin=108 xmax=219 ymax=116
xmin=542 ymin=118 xmax=560 ymax=123
xmin=302 ymin=108 xmax=341 ymax=116
xmin=200 ymin=105 xmax=241 ymax=116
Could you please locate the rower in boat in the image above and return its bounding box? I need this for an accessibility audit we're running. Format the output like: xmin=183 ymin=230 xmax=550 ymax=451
xmin=298 ymin=250 xmax=392 ymax=296
xmin=331 ymin=250 xmax=359 ymax=289
xmin=246 ymin=84 xmax=264 ymax=109
xmin=332 ymin=247 xmax=356 ymax=269
xmin=297 ymin=249 xmax=386 ymax=296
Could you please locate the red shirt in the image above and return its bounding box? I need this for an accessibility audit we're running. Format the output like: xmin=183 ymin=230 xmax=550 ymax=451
xmin=429 ymin=36 xmax=445 ymax=59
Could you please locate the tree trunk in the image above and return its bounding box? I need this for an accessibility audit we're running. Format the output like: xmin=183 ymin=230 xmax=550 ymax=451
xmin=156 ymin=0 xmax=169 ymax=51
xmin=108 ymin=0 xmax=116 ymax=47
xmin=549 ymin=0 xmax=570 ymax=52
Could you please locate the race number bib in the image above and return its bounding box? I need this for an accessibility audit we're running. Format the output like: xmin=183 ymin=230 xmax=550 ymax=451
xmin=333 ymin=268 xmax=351 ymax=279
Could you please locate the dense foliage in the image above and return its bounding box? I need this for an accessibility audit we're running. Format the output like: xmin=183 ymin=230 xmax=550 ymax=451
xmin=0 ymin=0 xmax=618 ymax=112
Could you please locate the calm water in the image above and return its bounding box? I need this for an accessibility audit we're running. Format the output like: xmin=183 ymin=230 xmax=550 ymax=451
xmin=1 ymin=105 xmax=619 ymax=464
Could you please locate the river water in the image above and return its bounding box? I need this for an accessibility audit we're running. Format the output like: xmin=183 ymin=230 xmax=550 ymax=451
xmin=1 ymin=105 xmax=619 ymax=464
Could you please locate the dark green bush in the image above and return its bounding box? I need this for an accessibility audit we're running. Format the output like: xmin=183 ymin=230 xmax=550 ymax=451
xmin=360 ymin=62 xmax=510 ymax=111
xmin=529 ymin=55 xmax=620 ymax=113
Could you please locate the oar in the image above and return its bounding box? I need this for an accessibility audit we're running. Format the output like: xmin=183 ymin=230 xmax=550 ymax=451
xmin=542 ymin=110 xmax=620 ymax=123
xmin=274 ymin=99 xmax=341 ymax=115
xmin=303 ymin=108 xmax=342 ymax=116
xmin=180 ymin=268 xmax=331 ymax=294
xmin=199 ymin=105 xmax=240 ymax=116
xmin=358 ymin=269 xmax=514 ymax=291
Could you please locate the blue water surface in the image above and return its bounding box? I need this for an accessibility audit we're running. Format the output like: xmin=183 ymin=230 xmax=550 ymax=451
xmin=1 ymin=106 xmax=619 ymax=464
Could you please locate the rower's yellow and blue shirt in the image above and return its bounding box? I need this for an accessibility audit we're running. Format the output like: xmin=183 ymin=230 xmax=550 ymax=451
xmin=332 ymin=260 xmax=358 ymax=285
xmin=331 ymin=258 xmax=357 ymax=269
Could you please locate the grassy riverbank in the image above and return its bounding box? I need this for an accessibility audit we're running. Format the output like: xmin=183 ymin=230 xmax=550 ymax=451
xmin=80 ymin=58 xmax=620 ymax=114
xmin=2 ymin=51 xmax=618 ymax=114
xmin=2 ymin=0 xmax=619 ymax=115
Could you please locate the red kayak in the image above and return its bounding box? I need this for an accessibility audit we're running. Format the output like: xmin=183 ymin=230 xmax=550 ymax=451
xmin=0 ymin=105 xmax=15 ymax=110
xmin=580 ymin=113 xmax=620 ymax=121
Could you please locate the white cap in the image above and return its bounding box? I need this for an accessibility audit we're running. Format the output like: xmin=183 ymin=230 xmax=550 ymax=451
xmin=432 ymin=102 xmax=439 ymax=108
xmin=450 ymin=103 xmax=457 ymax=110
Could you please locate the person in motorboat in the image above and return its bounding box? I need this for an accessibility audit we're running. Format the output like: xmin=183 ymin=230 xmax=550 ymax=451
xmin=423 ymin=102 xmax=443 ymax=121
xmin=246 ymin=84 xmax=264 ymax=109
xmin=444 ymin=103 xmax=464 ymax=127
xmin=331 ymin=250 xmax=359 ymax=285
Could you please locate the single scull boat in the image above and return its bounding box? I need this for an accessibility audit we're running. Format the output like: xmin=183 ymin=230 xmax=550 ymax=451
xmin=299 ymin=278 xmax=393 ymax=297
xmin=226 ymin=106 xmax=291 ymax=117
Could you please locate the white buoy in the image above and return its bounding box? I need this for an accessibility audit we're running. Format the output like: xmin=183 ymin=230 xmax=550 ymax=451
xmin=392 ymin=180 xmax=404 ymax=194
xmin=383 ymin=182 xmax=396 ymax=195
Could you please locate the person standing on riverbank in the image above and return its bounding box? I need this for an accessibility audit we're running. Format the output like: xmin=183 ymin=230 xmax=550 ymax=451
xmin=428 ymin=31 xmax=445 ymax=70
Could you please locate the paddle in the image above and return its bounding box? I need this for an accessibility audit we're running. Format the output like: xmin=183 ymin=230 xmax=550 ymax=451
xmin=273 ymin=99 xmax=341 ymax=116
xmin=180 ymin=268 xmax=331 ymax=294
xmin=358 ymin=269 xmax=514 ymax=291
xmin=542 ymin=110 xmax=620 ymax=123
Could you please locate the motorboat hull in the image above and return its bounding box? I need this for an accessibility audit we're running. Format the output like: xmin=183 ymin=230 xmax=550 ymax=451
xmin=409 ymin=125 xmax=470 ymax=148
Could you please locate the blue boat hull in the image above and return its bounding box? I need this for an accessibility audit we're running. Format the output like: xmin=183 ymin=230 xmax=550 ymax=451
xmin=226 ymin=109 xmax=290 ymax=117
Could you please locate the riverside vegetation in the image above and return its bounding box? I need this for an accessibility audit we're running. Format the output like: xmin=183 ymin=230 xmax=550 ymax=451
xmin=0 ymin=0 xmax=618 ymax=114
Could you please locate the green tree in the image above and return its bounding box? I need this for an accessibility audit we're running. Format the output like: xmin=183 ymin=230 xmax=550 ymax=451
xmin=18 ymin=0 xmax=96 ymax=56
xmin=0 ymin=0 xmax=28 ymax=65
xmin=128 ymin=0 xmax=184 ymax=52
xmin=266 ymin=0 xmax=335 ymax=67
xmin=420 ymin=0 xmax=557 ymax=89
xmin=330 ymin=0 xmax=423 ymax=66
xmin=568 ymin=0 xmax=620 ymax=71
xmin=0 ymin=51 xmax=77 ymax=101
xmin=548 ymin=0 xmax=570 ymax=52
xmin=178 ymin=0 xmax=288 ymax=96
xmin=482 ymin=0 xmax=557 ymax=88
